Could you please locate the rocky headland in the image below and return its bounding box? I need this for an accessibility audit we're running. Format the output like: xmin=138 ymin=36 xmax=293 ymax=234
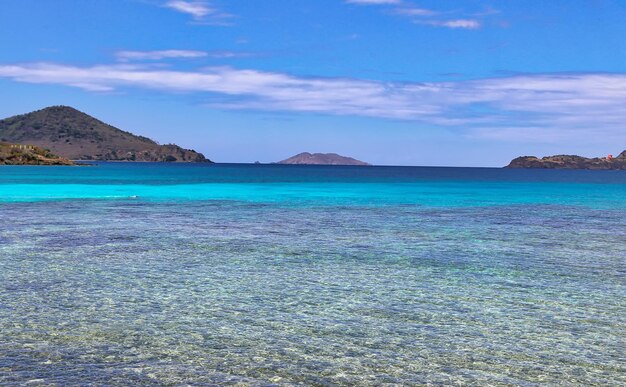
xmin=506 ymin=151 xmax=626 ymax=169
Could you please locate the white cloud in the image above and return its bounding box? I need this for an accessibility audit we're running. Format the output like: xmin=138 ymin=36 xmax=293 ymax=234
xmin=1 ymin=62 xmax=626 ymax=143
xmin=349 ymin=1 xmax=486 ymax=30
xmin=165 ymin=1 xmax=213 ymax=18
xmin=207 ymin=51 xmax=254 ymax=59
xmin=422 ymin=19 xmax=482 ymax=29
xmin=116 ymin=50 xmax=209 ymax=61
xmin=162 ymin=0 xmax=232 ymax=24
xmin=394 ymin=7 xmax=436 ymax=16
xmin=115 ymin=50 xmax=252 ymax=61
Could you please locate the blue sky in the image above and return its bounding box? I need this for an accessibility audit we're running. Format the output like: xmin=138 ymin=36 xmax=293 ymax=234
xmin=1 ymin=0 xmax=626 ymax=165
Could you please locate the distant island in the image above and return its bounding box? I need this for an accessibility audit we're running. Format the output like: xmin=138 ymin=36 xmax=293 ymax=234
xmin=278 ymin=152 xmax=370 ymax=166
xmin=0 ymin=106 xmax=211 ymax=162
xmin=507 ymin=151 xmax=626 ymax=169
xmin=0 ymin=142 xmax=74 ymax=165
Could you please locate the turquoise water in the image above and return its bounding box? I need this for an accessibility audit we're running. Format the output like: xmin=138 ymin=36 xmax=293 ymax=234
xmin=1 ymin=163 xmax=625 ymax=385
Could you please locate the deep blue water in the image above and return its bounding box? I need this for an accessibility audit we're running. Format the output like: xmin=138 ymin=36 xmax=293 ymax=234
xmin=1 ymin=163 xmax=625 ymax=385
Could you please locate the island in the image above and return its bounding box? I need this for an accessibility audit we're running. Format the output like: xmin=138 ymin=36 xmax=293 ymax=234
xmin=0 ymin=106 xmax=211 ymax=162
xmin=506 ymin=151 xmax=626 ymax=170
xmin=277 ymin=152 xmax=370 ymax=166
xmin=0 ymin=142 xmax=74 ymax=165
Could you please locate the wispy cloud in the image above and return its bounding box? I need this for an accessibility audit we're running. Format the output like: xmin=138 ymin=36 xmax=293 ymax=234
xmin=115 ymin=50 xmax=253 ymax=61
xmin=394 ymin=7 xmax=436 ymax=16
xmin=116 ymin=50 xmax=209 ymax=61
xmin=1 ymin=62 xmax=625 ymax=143
xmin=347 ymin=0 xmax=495 ymax=30
xmin=207 ymin=50 xmax=254 ymax=59
xmin=420 ymin=19 xmax=481 ymax=29
xmin=163 ymin=0 xmax=232 ymax=24
xmin=165 ymin=0 xmax=213 ymax=18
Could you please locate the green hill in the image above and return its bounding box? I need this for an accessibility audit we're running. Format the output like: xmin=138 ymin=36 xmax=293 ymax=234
xmin=0 ymin=142 xmax=74 ymax=165
xmin=0 ymin=106 xmax=210 ymax=162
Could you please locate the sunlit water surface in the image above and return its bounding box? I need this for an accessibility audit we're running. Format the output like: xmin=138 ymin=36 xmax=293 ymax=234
xmin=1 ymin=163 xmax=625 ymax=385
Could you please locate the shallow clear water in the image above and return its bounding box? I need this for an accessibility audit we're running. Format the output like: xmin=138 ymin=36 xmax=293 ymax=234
xmin=1 ymin=163 xmax=625 ymax=385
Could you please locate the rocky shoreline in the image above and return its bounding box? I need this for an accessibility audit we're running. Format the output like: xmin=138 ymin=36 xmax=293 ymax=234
xmin=506 ymin=151 xmax=626 ymax=170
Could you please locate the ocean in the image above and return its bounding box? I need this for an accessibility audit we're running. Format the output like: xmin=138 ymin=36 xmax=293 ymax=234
xmin=0 ymin=163 xmax=624 ymax=385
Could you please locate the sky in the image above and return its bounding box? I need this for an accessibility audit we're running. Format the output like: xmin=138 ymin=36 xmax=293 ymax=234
xmin=1 ymin=0 xmax=626 ymax=166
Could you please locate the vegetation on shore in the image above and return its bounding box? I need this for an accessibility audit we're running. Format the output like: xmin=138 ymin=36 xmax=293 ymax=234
xmin=0 ymin=106 xmax=210 ymax=162
xmin=507 ymin=151 xmax=626 ymax=169
xmin=0 ymin=142 xmax=75 ymax=165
